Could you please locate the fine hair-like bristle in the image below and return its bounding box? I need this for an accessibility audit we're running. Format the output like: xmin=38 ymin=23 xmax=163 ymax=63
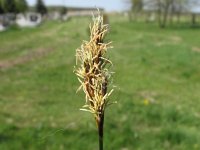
xmin=75 ymin=14 xmax=114 ymax=119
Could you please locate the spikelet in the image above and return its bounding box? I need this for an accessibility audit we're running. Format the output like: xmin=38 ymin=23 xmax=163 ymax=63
xmin=75 ymin=13 xmax=114 ymax=122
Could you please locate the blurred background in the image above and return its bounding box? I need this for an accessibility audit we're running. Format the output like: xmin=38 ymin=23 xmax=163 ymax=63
xmin=0 ymin=0 xmax=200 ymax=149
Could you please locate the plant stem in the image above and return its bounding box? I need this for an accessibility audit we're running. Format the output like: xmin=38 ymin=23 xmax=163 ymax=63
xmin=98 ymin=113 xmax=104 ymax=150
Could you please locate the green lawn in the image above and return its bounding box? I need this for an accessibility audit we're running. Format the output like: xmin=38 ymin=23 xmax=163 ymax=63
xmin=0 ymin=16 xmax=200 ymax=150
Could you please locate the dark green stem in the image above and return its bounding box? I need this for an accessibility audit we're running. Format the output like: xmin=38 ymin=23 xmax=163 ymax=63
xmin=98 ymin=113 xmax=104 ymax=150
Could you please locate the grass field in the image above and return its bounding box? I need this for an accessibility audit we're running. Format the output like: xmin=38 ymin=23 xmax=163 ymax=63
xmin=0 ymin=16 xmax=200 ymax=150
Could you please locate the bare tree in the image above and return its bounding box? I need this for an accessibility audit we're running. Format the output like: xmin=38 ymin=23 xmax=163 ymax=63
xmin=142 ymin=0 xmax=172 ymax=27
xmin=187 ymin=0 xmax=200 ymax=26
xmin=144 ymin=0 xmax=187 ymax=27
xmin=157 ymin=0 xmax=174 ymax=28
xmin=170 ymin=0 xmax=189 ymax=24
xmin=126 ymin=0 xmax=143 ymax=21
xmin=127 ymin=0 xmax=198 ymax=27
xmin=132 ymin=0 xmax=143 ymax=21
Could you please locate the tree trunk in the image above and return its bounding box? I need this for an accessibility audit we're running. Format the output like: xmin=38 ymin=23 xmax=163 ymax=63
xmin=169 ymin=12 xmax=173 ymax=25
xmin=177 ymin=12 xmax=181 ymax=24
xmin=157 ymin=0 xmax=173 ymax=28
xmin=128 ymin=11 xmax=133 ymax=22
xmin=192 ymin=14 xmax=196 ymax=26
xmin=162 ymin=7 xmax=169 ymax=28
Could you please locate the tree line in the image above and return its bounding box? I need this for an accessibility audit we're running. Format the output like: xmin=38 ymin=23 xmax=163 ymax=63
xmin=129 ymin=0 xmax=200 ymax=28
xmin=0 ymin=0 xmax=28 ymax=14
xmin=0 ymin=0 xmax=48 ymax=15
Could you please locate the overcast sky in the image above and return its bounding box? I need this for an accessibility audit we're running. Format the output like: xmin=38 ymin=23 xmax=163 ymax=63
xmin=27 ymin=0 xmax=130 ymax=12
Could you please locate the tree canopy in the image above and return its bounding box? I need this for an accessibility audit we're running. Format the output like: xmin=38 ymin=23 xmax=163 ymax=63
xmin=36 ymin=0 xmax=47 ymax=16
xmin=0 ymin=0 xmax=28 ymax=14
xmin=131 ymin=0 xmax=143 ymax=12
xmin=1 ymin=0 xmax=16 ymax=13
xmin=15 ymin=0 xmax=28 ymax=13
xmin=0 ymin=0 xmax=4 ymax=14
xmin=60 ymin=6 xmax=68 ymax=15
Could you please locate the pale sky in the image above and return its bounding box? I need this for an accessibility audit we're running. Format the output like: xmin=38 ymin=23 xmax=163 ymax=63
xmin=27 ymin=0 xmax=130 ymax=12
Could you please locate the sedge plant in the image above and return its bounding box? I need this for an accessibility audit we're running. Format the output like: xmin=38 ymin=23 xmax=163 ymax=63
xmin=75 ymin=13 xmax=115 ymax=150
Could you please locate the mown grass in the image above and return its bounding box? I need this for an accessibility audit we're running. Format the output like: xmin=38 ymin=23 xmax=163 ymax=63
xmin=0 ymin=16 xmax=200 ymax=150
